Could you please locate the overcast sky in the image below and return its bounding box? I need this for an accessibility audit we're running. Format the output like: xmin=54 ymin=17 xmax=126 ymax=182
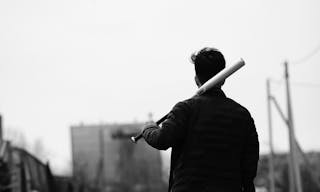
xmin=1 ymin=0 xmax=320 ymax=175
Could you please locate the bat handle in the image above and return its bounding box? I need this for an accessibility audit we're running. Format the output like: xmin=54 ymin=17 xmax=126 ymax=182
xmin=130 ymin=114 xmax=168 ymax=143
xmin=130 ymin=134 xmax=142 ymax=143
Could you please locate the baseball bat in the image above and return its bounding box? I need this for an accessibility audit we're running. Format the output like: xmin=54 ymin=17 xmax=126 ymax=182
xmin=131 ymin=58 xmax=245 ymax=143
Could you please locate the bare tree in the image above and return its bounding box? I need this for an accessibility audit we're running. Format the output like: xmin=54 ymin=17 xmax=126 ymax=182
xmin=4 ymin=126 xmax=28 ymax=149
xmin=32 ymin=138 xmax=48 ymax=162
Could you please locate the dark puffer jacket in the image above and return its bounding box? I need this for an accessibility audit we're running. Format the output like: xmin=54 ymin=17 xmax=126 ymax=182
xmin=142 ymin=89 xmax=259 ymax=192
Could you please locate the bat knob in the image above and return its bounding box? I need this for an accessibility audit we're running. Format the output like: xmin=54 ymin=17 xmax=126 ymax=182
xmin=130 ymin=136 xmax=137 ymax=143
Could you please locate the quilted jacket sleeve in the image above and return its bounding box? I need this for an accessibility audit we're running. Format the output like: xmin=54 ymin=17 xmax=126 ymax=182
xmin=142 ymin=100 xmax=192 ymax=150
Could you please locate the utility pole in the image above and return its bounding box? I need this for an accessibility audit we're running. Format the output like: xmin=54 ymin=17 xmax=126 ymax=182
xmin=269 ymin=95 xmax=295 ymax=191
xmin=266 ymin=79 xmax=275 ymax=192
xmin=284 ymin=61 xmax=303 ymax=192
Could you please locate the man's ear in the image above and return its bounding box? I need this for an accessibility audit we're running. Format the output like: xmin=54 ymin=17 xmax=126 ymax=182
xmin=195 ymin=76 xmax=201 ymax=87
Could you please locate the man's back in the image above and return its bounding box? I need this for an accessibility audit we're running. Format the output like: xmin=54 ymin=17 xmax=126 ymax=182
xmin=170 ymin=89 xmax=259 ymax=192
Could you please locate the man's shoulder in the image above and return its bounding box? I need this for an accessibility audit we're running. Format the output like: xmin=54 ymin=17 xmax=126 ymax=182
xmin=174 ymin=97 xmax=197 ymax=110
xmin=226 ymin=97 xmax=248 ymax=109
xmin=177 ymin=95 xmax=253 ymax=119
xmin=224 ymin=97 xmax=253 ymax=118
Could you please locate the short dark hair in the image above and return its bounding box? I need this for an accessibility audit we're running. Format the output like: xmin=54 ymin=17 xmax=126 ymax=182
xmin=191 ymin=47 xmax=225 ymax=84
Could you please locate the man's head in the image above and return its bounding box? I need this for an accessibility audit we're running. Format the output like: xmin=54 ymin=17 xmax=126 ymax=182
xmin=191 ymin=47 xmax=226 ymax=87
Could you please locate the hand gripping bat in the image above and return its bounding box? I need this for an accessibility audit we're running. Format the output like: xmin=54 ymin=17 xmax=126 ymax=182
xmin=131 ymin=59 xmax=245 ymax=143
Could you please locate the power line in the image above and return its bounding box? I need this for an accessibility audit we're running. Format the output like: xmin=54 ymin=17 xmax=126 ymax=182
xmin=290 ymin=43 xmax=320 ymax=65
xmin=270 ymin=79 xmax=320 ymax=89
xmin=290 ymin=81 xmax=320 ymax=88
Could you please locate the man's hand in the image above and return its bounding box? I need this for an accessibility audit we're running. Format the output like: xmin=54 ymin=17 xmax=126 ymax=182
xmin=131 ymin=121 xmax=158 ymax=143
xmin=141 ymin=121 xmax=158 ymax=133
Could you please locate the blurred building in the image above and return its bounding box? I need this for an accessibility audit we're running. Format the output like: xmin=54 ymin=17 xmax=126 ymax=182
xmin=70 ymin=123 xmax=166 ymax=192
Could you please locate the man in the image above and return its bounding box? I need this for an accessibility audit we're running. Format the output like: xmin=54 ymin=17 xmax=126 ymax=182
xmin=141 ymin=47 xmax=259 ymax=192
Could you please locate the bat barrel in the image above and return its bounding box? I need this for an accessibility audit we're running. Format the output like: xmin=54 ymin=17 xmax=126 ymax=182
xmin=196 ymin=59 xmax=245 ymax=95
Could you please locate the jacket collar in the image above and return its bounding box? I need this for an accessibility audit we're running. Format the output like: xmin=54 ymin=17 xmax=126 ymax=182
xmin=203 ymin=88 xmax=226 ymax=98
